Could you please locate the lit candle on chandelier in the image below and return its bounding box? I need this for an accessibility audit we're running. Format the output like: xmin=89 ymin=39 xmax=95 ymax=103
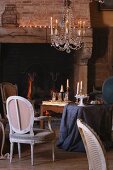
xmin=83 ymin=21 xmax=85 ymax=29
xmin=83 ymin=21 xmax=86 ymax=36
xmin=65 ymin=20 xmax=68 ymax=34
xmin=50 ymin=17 xmax=53 ymax=35
xmin=55 ymin=19 xmax=58 ymax=35
xmin=77 ymin=21 xmax=81 ymax=36
xmin=79 ymin=20 xmax=82 ymax=29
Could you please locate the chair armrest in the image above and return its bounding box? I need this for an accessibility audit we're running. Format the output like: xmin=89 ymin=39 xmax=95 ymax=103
xmin=34 ymin=116 xmax=51 ymax=121
xmin=34 ymin=116 xmax=53 ymax=131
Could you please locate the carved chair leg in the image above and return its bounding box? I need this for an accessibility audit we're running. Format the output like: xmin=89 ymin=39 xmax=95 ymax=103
xmin=10 ymin=142 xmax=14 ymax=163
xmin=18 ymin=143 xmax=21 ymax=159
xmin=52 ymin=141 xmax=55 ymax=162
xmin=0 ymin=121 xmax=5 ymax=158
xmin=31 ymin=144 xmax=34 ymax=166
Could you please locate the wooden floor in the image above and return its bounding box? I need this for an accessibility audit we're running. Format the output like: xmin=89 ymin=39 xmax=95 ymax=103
xmin=1 ymin=143 xmax=113 ymax=170
xmin=1 ymin=128 xmax=113 ymax=170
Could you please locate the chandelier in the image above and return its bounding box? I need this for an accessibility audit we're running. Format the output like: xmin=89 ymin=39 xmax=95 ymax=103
xmin=50 ymin=0 xmax=104 ymax=53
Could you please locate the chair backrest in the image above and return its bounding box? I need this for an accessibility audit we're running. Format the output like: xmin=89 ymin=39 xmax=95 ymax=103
xmin=6 ymin=96 xmax=34 ymax=135
xmin=0 ymin=82 xmax=18 ymax=119
xmin=77 ymin=119 xmax=108 ymax=170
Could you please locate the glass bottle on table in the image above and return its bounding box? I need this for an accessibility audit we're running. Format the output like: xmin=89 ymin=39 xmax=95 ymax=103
xmin=58 ymin=92 xmax=62 ymax=102
xmin=59 ymin=85 xmax=64 ymax=101
xmin=64 ymin=92 xmax=69 ymax=102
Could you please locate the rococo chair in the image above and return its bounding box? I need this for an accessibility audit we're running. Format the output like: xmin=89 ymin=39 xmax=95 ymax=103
xmin=77 ymin=119 xmax=109 ymax=170
xmin=0 ymin=82 xmax=18 ymax=119
xmin=6 ymin=96 xmax=56 ymax=165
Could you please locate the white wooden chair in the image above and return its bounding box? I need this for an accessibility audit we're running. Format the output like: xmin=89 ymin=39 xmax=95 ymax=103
xmin=6 ymin=96 xmax=56 ymax=166
xmin=77 ymin=119 xmax=109 ymax=170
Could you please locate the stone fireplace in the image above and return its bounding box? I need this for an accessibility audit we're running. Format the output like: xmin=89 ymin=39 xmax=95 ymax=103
xmin=0 ymin=0 xmax=93 ymax=99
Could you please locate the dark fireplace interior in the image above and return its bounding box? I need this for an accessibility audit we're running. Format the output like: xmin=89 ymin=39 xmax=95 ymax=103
xmin=0 ymin=43 xmax=74 ymax=112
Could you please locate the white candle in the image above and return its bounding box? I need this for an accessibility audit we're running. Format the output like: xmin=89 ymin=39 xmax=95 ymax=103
xmin=79 ymin=20 xmax=82 ymax=29
xmin=65 ymin=20 xmax=68 ymax=34
xmin=83 ymin=21 xmax=85 ymax=29
xmin=80 ymin=81 xmax=82 ymax=91
xmin=60 ymin=85 xmax=64 ymax=92
xmin=50 ymin=17 xmax=53 ymax=35
xmin=83 ymin=21 xmax=85 ymax=36
xmin=67 ymin=79 xmax=69 ymax=88
xmin=55 ymin=19 xmax=58 ymax=35
xmin=77 ymin=82 xmax=79 ymax=95
xmin=78 ymin=29 xmax=81 ymax=36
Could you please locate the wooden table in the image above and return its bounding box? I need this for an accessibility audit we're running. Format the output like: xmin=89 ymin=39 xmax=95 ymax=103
xmin=40 ymin=101 xmax=69 ymax=128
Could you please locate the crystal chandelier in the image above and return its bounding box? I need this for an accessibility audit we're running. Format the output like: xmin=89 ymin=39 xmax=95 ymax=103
xmin=50 ymin=0 xmax=104 ymax=53
xmin=50 ymin=0 xmax=86 ymax=53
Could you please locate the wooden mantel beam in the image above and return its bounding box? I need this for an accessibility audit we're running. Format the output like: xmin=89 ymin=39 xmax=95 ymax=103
xmin=0 ymin=27 xmax=51 ymax=43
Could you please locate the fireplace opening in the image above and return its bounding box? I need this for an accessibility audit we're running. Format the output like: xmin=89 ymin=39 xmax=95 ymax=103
xmin=0 ymin=43 xmax=74 ymax=113
xmin=22 ymin=63 xmax=52 ymax=112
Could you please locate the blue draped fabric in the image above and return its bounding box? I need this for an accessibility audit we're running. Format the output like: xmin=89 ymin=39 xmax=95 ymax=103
xmin=57 ymin=103 xmax=113 ymax=152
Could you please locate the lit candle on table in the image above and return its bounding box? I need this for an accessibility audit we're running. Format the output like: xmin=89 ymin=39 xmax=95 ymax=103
xmin=60 ymin=85 xmax=64 ymax=92
xmin=67 ymin=79 xmax=69 ymax=88
xmin=80 ymin=81 xmax=82 ymax=92
xmin=77 ymin=82 xmax=79 ymax=95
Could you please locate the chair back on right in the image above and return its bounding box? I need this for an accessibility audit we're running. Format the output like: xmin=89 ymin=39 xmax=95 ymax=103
xmin=77 ymin=119 xmax=109 ymax=170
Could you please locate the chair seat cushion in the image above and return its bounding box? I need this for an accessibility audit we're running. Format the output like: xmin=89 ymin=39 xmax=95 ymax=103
xmin=10 ymin=129 xmax=56 ymax=142
xmin=35 ymin=129 xmax=56 ymax=141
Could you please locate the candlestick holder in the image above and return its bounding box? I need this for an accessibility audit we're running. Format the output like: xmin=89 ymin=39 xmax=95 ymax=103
xmin=58 ymin=92 xmax=63 ymax=102
xmin=64 ymin=92 xmax=68 ymax=102
xmin=75 ymin=94 xmax=88 ymax=106
xmin=52 ymin=92 xmax=56 ymax=102
xmin=64 ymin=87 xmax=69 ymax=101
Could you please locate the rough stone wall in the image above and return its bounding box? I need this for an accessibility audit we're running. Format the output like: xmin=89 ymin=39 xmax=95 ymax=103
xmin=0 ymin=0 xmax=91 ymax=28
